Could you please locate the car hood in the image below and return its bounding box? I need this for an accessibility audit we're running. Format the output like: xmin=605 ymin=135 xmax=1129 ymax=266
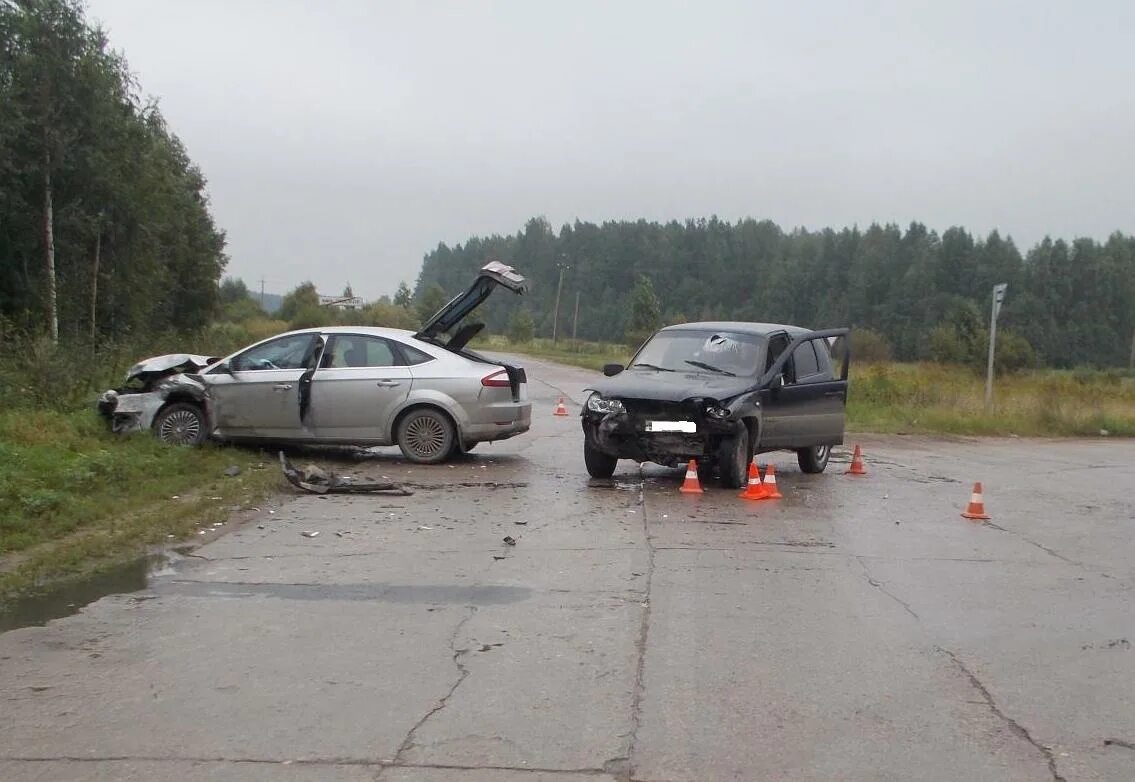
xmin=587 ymin=368 xmax=757 ymax=404
xmin=125 ymin=353 xmax=217 ymax=383
xmin=415 ymin=261 xmax=527 ymax=345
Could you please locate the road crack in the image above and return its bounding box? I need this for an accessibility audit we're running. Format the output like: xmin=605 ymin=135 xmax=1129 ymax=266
xmin=855 ymin=557 xmax=919 ymax=620
xmin=981 ymin=522 xmax=1079 ymax=566
xmin=939 ymin=647 xmax=1066 ymax=781
xmin=383 ymin=606 xmax=479 ymax=776
xmin=621 ymin=463 xmax=656 ymax=782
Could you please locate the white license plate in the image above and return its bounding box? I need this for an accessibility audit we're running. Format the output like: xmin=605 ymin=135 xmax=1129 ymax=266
xmin=646 ymin=420 xmax=696 ymax=433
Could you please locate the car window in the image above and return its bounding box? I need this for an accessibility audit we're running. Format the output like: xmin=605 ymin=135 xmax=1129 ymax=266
xmin=765 ymin=333 xmax=790 ymax=373
xmin=325 ymin=335 xmax=398 ymax=368
xmin=791 ymin=341 xmax=820 ymax=381
xmin=631 ymin=330 xmax=763 ymax=376
xmin=399 ymin=344 xmax=435 ymax=365
xmin=231 ymin=333 xmax=315 ymax=371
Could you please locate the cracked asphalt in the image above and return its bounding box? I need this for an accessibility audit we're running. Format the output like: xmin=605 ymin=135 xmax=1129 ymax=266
xmin=2 ymin=355 xmax=1134 ymax=781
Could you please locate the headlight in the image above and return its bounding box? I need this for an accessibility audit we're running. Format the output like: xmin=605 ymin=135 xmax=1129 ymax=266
xmin=705 ymin=404 xmax=730 ymax=420
xmin=586 ymin=393 xmax=625 ymax=414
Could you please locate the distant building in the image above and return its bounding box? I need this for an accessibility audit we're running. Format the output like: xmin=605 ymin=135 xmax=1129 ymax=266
xmin=319 ymin=294 xmax=363 ymax=310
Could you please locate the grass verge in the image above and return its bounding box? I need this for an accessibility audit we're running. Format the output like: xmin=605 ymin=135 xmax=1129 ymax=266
xmin=0 ymin=409 xmax=279 ymax=599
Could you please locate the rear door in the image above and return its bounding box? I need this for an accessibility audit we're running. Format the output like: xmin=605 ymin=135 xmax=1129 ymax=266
xmin=306 ymin=334 xmax=412 ymax=442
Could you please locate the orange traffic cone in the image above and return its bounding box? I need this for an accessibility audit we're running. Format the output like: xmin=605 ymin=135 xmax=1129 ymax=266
xmin=679 ymin=459 xmax=704 ymax=494
xmin=739 ymin=460 xmax=770 ymax=500
xmin=553 ymin=397 xmax=569 ymax=416
xmin=961 ymin=482 xmax=990 ymax=520
xmin=846 ymin=444 xmax=867 ymax=475
xmin=761 ymin=463 xmax=783 ymax=499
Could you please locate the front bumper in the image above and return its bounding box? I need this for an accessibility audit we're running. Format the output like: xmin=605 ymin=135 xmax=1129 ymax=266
xmin=582 ymin=411 xmax=743 ymax=466
xmin=96 ymin=390 xmax=165 ymax=434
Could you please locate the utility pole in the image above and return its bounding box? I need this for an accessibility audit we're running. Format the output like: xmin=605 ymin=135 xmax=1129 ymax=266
xmin=552 ymin=259 xmax=569 ymax=343
xmin=259 ymin=277 xmax=266 ymax=309
xmin=572 ymin=290 xmax=580 ymax=341
xmin=985 ymin=283 xmax=1008 ymax=410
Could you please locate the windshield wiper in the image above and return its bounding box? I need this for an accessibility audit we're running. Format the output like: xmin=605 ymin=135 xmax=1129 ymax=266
xmin=685 ymin=360 xmax=735 ymax=376
xmin=631 ymin=363 xmax=675 ymax=372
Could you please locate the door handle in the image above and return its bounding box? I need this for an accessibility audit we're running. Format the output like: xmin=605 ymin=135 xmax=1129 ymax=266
xmin=273 ymin=383 xmax=293 ymax=391
xmin=376 ymin=380 xmax=401 ymax=387
xmin=824 ymin=390 xmax=844 ymax=397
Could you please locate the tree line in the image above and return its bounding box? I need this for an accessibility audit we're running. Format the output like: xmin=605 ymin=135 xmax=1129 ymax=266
xmin=414 ymin=217 xmax=1135 ymax=369
xmin=0 ymin=0 xmax=226 ymax=344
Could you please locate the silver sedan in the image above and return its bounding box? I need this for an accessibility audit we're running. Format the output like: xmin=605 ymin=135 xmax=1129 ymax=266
xmin=98 ymin=262 xmax=532 ymax=463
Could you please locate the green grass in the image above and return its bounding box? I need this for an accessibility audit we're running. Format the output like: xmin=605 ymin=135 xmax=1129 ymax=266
xmin=484 ymin=337 xmax=1135 ymax=438
xmin=0 ymin=409 xmax=278 ymax=598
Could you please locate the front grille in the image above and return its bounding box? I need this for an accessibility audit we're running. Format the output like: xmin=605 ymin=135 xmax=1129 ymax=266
xmin=621 ymin=398 xmax=696 ymax=418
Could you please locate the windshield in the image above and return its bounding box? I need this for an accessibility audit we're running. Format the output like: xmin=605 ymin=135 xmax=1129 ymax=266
xmin=629 ymin=330 xmax=764 ymax=377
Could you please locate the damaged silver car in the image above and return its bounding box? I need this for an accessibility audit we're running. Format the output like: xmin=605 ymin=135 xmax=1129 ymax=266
xmin=97 ymin=262 xmax=532 ymax=463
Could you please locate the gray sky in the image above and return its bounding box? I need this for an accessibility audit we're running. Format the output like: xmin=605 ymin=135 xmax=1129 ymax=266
xmin=86 ymin=0 xmax=1134 ymax=300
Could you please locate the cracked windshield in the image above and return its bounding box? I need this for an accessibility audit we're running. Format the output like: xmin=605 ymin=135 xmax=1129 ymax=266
xmin=1 ymin=2 xmax=1133 ymax=780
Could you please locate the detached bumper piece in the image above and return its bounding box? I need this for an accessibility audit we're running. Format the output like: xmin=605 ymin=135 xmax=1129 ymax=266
xmin=279 ymin=452 xmax=413 ymax=495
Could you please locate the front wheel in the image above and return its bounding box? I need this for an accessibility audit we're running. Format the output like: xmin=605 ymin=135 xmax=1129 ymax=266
xmin=397 ymin=408 xmax=456 ymax=464
xmin=153 ymin=402 xmax=207 ymax=446
xmin=584 ymin=441 xmax=618 ymax=479
xmin=717 ymin=426 xmax=750 ymax=489
xmin=797 ymin=445 xmax=831 ymax=474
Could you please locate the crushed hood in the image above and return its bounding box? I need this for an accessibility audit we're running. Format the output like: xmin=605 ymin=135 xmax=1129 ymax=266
xmin=125 ymin=354 xmax=217 ymax=383
xmin=587 ymin=368 xmax=757 ymax=404
xmin=415 ymin=261 xmax=527 ymax=342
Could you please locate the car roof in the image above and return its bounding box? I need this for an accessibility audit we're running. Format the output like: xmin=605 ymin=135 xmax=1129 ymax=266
xmin=285 ymin=326 xmax=418 ymax=338
xmin=659 ymin=321 xmax=811 ymax=337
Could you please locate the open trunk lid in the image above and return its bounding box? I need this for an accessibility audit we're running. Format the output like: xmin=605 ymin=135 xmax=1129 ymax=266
xmin=414 ymin=261 xmax=527 ymax=343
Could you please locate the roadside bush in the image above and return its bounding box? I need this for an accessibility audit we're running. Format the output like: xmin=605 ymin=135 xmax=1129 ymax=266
xmin=850 ymin=328 xmax=891 ymax=363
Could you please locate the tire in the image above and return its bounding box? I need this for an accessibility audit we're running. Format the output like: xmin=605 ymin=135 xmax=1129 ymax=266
xmin=461 ymin=441 xmax=477 ymax=452
xmin=396 ymin=408 xmax=456 ymax=464
xmin=717 ymin=426 xmax=750 ymax=489
xmin=153 ymin=402 xmax=207 ymax=446
xmin=584 ymin=441 xmax=618 ymax=479
xmin=797 ymin=444 xmax=831 ymax=474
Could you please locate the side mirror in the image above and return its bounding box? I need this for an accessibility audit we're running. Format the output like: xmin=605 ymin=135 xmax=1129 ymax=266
xmin=602 ymin=363 xmax=624 ymax=377
xmin=770 ymin=373 xmax=785 ymax=389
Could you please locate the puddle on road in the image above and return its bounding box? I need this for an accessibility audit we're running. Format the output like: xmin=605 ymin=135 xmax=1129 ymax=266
xmin=158 ymin=581 xmax=530 ymax=605
xmin=0 ymin=554 xmax=167 ymax=633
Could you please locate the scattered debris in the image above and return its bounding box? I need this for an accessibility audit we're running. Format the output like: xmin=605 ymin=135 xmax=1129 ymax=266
xmin=417 ymin=525 xmax=434 ymax=531
xmin=170 ymin=495 xmax=180 ymax=500
xmin=301 ymin=530 xmax=320 ymax=538
xmin=210 ymin=496 xmax=223 ymax=500
xmin=279 ymin=452 xmax=412 ymax=495
xmin=492 ymin=555 xmax=507 ymax=560
xmin=223 ymin=465 xmax=242 ymax=477
xmin=478 ymin=643 xmax=504 ymax=652
xmin=503 ymin=536 xmax=517 ymax=546
xmin=257 ymin=524 xmax=265 ymax=530
xmin=1104 ymin=738 xmax=1135 ymax=750
xmin=514 ymin=520 xmax=528 ymax=526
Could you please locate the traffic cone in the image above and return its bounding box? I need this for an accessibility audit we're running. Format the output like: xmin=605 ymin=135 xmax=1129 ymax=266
xmin=846 ymin=444 xmax=867 ymax=475
xmin=739 ymin=460 xmax=770 ymax=500
xmin=553 ymin=397 xmax=569 ymax=416
xmin=679 ymin=459 xmax=704 ymax=494
xmin=761 ymin=463 xmax=783 ymax=499
xmin=961 ymin=482 xmax=990 ymax=520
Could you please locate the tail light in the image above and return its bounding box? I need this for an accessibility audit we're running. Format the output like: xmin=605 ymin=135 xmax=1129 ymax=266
xmin=481 ymin=370 xmax=511 ymax=387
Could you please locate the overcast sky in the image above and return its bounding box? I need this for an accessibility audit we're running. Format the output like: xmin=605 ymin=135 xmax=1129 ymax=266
xmin=85 ymin=0 xmax=1134 ymax=299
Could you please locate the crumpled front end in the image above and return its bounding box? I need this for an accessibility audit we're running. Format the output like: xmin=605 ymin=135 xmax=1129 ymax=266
xmin=581 ymin=397 xmax=746 ymax=467
xmin=96 ymin=373 xmax=207 ymax=435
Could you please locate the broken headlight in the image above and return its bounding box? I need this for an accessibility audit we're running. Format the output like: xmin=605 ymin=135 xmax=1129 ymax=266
xmin=586 ymin=393 xmax=625 ymax=414
xmin=704 ymin=404 xmax=730 ymax=420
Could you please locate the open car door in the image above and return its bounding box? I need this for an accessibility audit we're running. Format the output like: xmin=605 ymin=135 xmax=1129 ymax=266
xmin=757 ymin=328 xmax=850 ymax=448
xmin=414 ymin=261 xmax=528 ymax=350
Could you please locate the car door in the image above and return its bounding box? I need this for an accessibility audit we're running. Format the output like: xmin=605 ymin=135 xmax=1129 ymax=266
xmin=756 ymin=331 xmax=798 ymax=447
xmin=306 ymin=334 xmax=412 ymax=442
xmin=761 ymin=338 xmax=847 ymax=447
xmin=205 ymin=332 xmax=317 ymax=439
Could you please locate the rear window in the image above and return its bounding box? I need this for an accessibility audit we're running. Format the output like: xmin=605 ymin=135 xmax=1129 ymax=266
xmin=399 ymin=345 xmax=435 ymax=365
xmin=793 ymin=341 xmax=820 ymax=379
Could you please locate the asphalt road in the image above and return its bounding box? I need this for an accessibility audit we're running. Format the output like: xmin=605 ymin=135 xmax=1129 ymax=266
xmin=2 ymin=356 xmax=1134 ymax=781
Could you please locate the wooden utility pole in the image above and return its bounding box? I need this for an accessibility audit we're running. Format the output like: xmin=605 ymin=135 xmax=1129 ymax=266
xmin=44 ymin=159 xmax=58 ymax=344
xmin=552 ymin=261 xmax=569 ymax=342
xmin=260 ymin=277 xmax=266 ymax=309
xmin=572 ymin=290 xmax=580 ymax=341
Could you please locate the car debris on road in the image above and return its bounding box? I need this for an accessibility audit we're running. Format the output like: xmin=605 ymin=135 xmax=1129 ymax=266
xmin=279 ymin=453 xmax=413 ymax=496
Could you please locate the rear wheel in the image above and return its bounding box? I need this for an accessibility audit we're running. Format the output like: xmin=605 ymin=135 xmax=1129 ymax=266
xmin=153 ymin=402 xmax=207 ymax=446
xmin=717 ymin=426 xmax=750 ymax=489
xmin=397 ymin=408 xmax=456 ymax=464
xmin=584 ymin=441 xmax=618 ymax=479
xmin=797 ymin=444 xmax=831 ymax=474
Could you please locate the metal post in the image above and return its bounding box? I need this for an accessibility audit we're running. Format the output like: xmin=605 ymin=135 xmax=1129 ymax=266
xmin=985 ymin=283 xmax=1007 ymax=410
xmin=572 ymin=290 xmax=580 ymax=341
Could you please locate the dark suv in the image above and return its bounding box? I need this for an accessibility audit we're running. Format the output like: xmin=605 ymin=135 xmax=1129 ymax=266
xmin=581 ymin=322 xmax=850 ymax=488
